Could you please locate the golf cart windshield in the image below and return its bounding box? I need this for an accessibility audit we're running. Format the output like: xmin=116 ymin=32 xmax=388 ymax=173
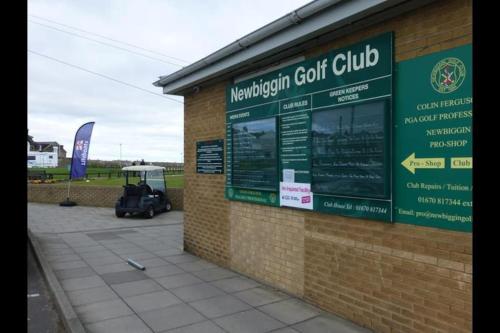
xmin=144 ymin=169 xmax=165 ymax=192
xmin=123 ymin=166 xmax=166 ymax=193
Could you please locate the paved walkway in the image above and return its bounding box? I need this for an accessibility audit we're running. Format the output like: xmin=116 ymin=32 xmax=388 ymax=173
xmin=28 ymin=203 xmax=372 ymax=333
xmin=28 ymin=240 xmax=66 ymax=332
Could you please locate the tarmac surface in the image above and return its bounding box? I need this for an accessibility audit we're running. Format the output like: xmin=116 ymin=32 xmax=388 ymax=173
xmin=28 ymin=202 xmax=372 ymax=333
xmin=28 ymin=240 xmax=66 ymax=333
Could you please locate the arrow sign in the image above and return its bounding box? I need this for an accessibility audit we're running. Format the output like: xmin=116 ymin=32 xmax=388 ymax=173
xmin=401 ymin=153 xmax=445 ymax=174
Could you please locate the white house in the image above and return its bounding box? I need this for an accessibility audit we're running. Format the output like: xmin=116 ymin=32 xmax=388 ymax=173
xmin=27 ymin=131 xmax=66 ymax=168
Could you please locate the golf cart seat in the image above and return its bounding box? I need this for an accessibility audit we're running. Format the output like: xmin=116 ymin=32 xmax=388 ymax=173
xmin=137 ymin=182 xmax=153 ymax=195
xmin=123 ymin=184 xmax=143 ymax=208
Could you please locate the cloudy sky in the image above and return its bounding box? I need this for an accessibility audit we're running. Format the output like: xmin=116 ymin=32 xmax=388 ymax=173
xmin=28 ymin=0 xmax=312 ymax=163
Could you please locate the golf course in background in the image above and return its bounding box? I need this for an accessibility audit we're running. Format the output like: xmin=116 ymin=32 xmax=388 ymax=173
xmin=28 ymin=167 xmax=184 ymax=188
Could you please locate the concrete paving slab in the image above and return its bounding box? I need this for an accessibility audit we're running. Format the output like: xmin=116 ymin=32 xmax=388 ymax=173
xmin=234 ymin=287 xmax=290 ymax=307
xmin=93 ymin=262 xmax=135 ymax=274
xmin=54 ymin=266 xmax=96 ymax=280
xmin=176 ymin=260 xmax=218 ymax=272
xmin=119 ymin=251 xmax=159 ymax=261
xmin=292 ymin=314 xmax=373 ymax=333
xmin=100 ymin=270 xmax=148 ymax=285
xmin=112 ymin=246 xmax=146 ymax=255
xmin=258 ymin=299 xmax=321 ymax=325
xmin=47 ymin=254 xmax=82 ymax=263
xmin=269 ymin=328 xmax=301 ymax=333
xmin=44 ymin=243 xmax=71 ymax=249
xmin=211 ymin=276 xmax=261 ymax=293
xmin=164 ymin=253 xmax=200 ymax=264
xmin=75 ymin=299 xmax=133 ymax=324
xmin=61 ymin=275 xmax=106 ymax=292
xmin=163 ymin=320 xmax=225 ymax=333
xmin=73 ymin=246 xmax=108 ymax=254
xmin=69 ymin=243 xmax=102 ymax=249
xmin=214 ymin=309 xmax=285 ymax=333
xmin=110 ymin=279 xmax=164 ymax=298
xmin=154 ymin=248 xmax=184 ymax=257
xmin=80 ymin=250 xmax=119 ymax=259
xmin=87 ymin=232 xmax=122 ymax=241
xmin=67 ymin=285 xmax=119 ymax=307
xmin=188 ymin=294 xmax=252 ymax=319
xmin=138 ymin=303 xmax=205 ymax=332
xmin=51 ymin=260 xmax=89 ymax=271
xmin=170 ymin=282 xmax=225 ymax=302
xmin=144 ymin=264 xmax=184 ymax=278
xmin=43 ymin=248 xmax=76 ymax=256
xmin=191 ymin=267 xmax=239 ymax=282
xmin=155 ymin=273 xmax=203 ymax=290
xmin=136 ymin=257 xmax=170 ymax=268
xmin=124 ymin=290 xmax=183 ymax=313
xmin=113 ymin=230 xmax=139 ymax=234
xmin=84 ymin=255 xmax=123 ymax=266
xmin=85 ymin=314 xmax=153 ymax=333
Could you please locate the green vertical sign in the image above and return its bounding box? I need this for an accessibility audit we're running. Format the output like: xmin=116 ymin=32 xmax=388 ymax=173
xmin=394 ymin=44 xmax=472 ymax=232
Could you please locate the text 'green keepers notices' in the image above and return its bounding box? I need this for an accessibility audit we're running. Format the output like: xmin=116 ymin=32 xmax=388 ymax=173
xmin=394 ymin=44 xmax=472 ymax=232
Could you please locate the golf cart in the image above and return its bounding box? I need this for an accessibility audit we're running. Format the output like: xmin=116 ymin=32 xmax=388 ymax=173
xmin=115 ymin=165 xmax=172 ymax=218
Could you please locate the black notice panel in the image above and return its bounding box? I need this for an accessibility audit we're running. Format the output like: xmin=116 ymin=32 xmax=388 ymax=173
xmin=196 ymin=140 xmax=224 ymax=174
xmin=232 ymin=118 xmax=278 ymax=190
xmin=311 ymin=101 xmax=388 ymax=198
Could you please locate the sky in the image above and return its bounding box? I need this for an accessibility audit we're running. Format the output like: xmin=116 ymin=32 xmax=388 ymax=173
xmin=28 ymin=0 xmax=313 ymax=163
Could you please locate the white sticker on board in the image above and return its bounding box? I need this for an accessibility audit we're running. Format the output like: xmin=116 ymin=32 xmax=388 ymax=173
xmin=283 ymin=169 xmax=295 ymax=183
xmin=280 ymin=182 xmax=313 ymax=210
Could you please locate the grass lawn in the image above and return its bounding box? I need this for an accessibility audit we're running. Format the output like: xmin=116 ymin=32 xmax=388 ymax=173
xmin=68 ymin=175 xmax=184 ymax=188
xmin=29 ymin=167 xmax=184 ymax=188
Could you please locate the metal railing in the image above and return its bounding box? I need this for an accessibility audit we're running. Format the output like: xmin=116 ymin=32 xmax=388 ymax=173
xmin=28 ymin=167 xmax=184 ymax=181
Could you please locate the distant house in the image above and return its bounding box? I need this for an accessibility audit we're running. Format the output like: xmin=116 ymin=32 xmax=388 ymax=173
xmin=27 ymin=131 xmax=66 ymax=168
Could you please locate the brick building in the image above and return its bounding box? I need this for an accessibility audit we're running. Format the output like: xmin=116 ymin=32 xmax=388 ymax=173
xmin=153 ymin=1 xmax=472 ymax=332
xmin=27 ymin=130 xmax=67 ymax=168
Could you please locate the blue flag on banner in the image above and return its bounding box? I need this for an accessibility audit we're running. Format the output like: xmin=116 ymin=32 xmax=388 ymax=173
xmin=70 ymin=122 xmax=95 ymax=179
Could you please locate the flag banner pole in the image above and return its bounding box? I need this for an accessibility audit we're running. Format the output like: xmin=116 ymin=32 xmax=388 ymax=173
xmin=66 ymin=178 xmax=71 ymax=200
xmin=60 ymin=121 xmax=95 ymax=207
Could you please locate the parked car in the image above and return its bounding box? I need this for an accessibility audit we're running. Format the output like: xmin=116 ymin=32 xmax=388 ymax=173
xmin=115 ymin=165 xmax=172 ymax=218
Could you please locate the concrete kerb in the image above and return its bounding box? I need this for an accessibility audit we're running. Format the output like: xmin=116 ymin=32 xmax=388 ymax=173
xmin=28 ymin=229 xmax=87 ymax=333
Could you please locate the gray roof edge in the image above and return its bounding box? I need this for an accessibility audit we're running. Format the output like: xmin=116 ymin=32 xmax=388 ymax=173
xmin=154 ymin=0 xmax=420 ymax=94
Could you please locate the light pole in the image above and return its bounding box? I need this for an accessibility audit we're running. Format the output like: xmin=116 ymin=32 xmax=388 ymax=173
xmin=119 ymin=143 xmax=122 ymax=167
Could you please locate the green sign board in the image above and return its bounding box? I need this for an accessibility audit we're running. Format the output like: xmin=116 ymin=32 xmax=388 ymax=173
xmin=394 ymin=44 xmax=472 ymax=232
xmin=226 ymin=32 xmax=394 ymax=219
xmin=196 ymin=139 xmax=224 ymax=174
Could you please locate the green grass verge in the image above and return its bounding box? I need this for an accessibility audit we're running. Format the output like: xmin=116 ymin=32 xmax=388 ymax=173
xmin=28 ymin=167 xmax=184 ymax=188
xmin=68 ymin=175 xmax=184 ymax=188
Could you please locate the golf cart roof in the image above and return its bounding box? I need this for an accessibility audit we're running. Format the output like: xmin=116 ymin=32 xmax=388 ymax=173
xmin=122 ymin=165 xmax=165 ymax=172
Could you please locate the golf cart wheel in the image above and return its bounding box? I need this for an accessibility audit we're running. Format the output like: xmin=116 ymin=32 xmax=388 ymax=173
xmin=165 ymin=200 xmax=172 ymax=212
xmin=115 ymin=211 xmax=125 ymax=218
xmin=145 ymin=205 xmax=155 ymax=219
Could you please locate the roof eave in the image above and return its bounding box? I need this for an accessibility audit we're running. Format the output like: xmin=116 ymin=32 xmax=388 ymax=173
xmin=154 ymin=0 xmax=436 ymax=96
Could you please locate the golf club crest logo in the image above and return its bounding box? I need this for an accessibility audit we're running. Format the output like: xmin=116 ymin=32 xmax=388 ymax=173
xmin=227 ymin=188 xmax=234 ymax=198
xmin=430 ymin=57 xmax=466 ymax=93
